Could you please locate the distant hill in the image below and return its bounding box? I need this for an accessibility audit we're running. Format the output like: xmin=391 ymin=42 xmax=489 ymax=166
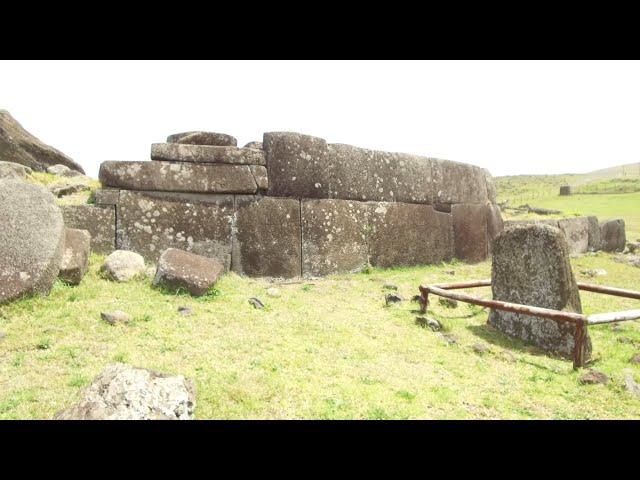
xmin=571 ymin=162 xmax=640 ymax=186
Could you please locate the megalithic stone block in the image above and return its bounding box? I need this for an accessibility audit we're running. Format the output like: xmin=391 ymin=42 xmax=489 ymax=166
xmin=452 ymin=203 xmax=489 ymax=263
xmin=167 ymin=131 xmax=237 ymax=147
xmin=61 ymin=204 xmax=116 ymax=254
xmin=151 ymin=144 xmax=266 ymax=166
xmin=99 ymin=161 xmax=258 ymax=194
xmin=233 ymin=196 xmax=302 ymax=278
xmin=488 ymin=224 xmax=590 ymax=359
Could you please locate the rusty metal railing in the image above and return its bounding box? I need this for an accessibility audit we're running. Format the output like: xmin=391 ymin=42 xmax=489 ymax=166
xmin=418 ymin=280 xmax=640 ymax=370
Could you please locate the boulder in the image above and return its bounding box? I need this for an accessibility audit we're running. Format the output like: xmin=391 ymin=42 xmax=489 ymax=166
xmin=0 ymin=161 xmax=31 ymax=180
xmin=100 ymin=310 xmax=131 ymax=325
xmin=600 ymin=219 xmax=626 ymax=252
xmin=0 ymin=110 xmax=85 ymax=173
xmin=166 ymin=131 xmax=237 ymax=146
xmin=153 ymin=248 xmax=224 ymax=296
xmin=301 ymin=199 xmax=370 ymax=276
xmin=99 ymin=161 xmax=257 ymax=194
xmin=101 ymin=250 xmax=146 ymax=282
xmin=452 ymin=203 xmax=489 ymax=263
xmin=233 ymin=196 xmax=302 ymax=278
xmin=558 ymin=217 xmax=590 ymax=255
xmin=49 ymin=183 xmax=90 ymax=198
xmin=0 ymin=180 xmax=66 ymax=303
xmin=61 ymin=204 xmax=116 ymax=254
xmin=58 ymin=228 xmax=91 ymax=285
xmin=54 ymin=363 xmax=195 ymax=420
xmin=586 ymin=216 xmax=601 ymax=251
xmin=150 ymin=144 xmax=266 ymax=165
xmin=368 ymin=202 xmax=453 ymax=268
xmin=488 ymin=224 xmax=590 ymax=359
xmin=47 ymin=164 xmax=83 ymax=177
xmin=243 ymin=141 xmax=263 ymax=149
xmin=116 ymin=190 xmax=234 ymax=266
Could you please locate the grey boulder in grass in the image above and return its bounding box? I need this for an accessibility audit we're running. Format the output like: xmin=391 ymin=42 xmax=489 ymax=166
xmin=153 ymin=248 xmax=224 ymax=296
xmin=101 ymin=250 xmax=146 ymax=282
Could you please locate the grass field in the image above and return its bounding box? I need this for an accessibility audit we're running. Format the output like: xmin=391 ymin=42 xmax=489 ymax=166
xmin=1 ymin=253 xmax=639 ymax=419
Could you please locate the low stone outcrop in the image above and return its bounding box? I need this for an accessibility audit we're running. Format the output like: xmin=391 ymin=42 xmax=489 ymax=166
xmin=101 ymin=250 xmax=146 ymax=282
xmin=47 ymin=164 xmax=83 ymax=177
xmin=99 ymin=161 xmax=257 ymax=194
xmin=167 ymin=131 xmax=237 ymax=146
xmin=58 ymin=228 xmax=91 ymax=285
xmin=0 ymin=180 xmax=66 ymax=303
xmin=600 ymin=219 xmax=626 ymax=252
xmin=55 ymin=363 xmax=195 ymax=420
xmin=61 ymin=204 xmax=116 ymax=254
xmin=488 ymin=224 xmax=590 ymax=359
xmin=0 ymin=110 xmax=84 ymax=173
xmin=0 ymin=161 xmax=31 ymax=180
xmin=153 ymin=248 xmax=224 ymax=296
xmin=151 ymin=144 xmax=265 ymax=165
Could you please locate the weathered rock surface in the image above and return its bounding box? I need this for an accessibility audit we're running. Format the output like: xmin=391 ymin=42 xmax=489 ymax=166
xmin=47 ymin=164 xmax=83 ymax=177
xmin=452 ymin=203 xmax=488 ymax=263
xmin=368 ymin=202 xmax=453 ymax=268
xmin=153 ymin=248 xmax=224 ymax=296
xmin=61 ymin=204 xmax=116 ymax=254
xmin=116 ymin=190 xmax=234 ymax=267
xmin=0 ymin=161 xmax=31 ymax=180
xmin=301 ymin=199 xmax=370 ymax=276
xmin=488 ymin=225 xmax=591 ymax=359
xmin=233 ymin=196 xmax=301 ymax=278
xmin=586 ymin=216 xmax=601 ymax=251
xmin=243 ymin=141 xmax=263 ymax=149
xmin=59 ymin=228 xmax=91 ymax=285
xmin=600 ymin=219 xmax=626 ymax=252
xmin=167 ymin=131 xmax=237 ymax=147
xmin=102 ymin=250 xmax=146 ymax=282
xmin=579 ymin=370 xmax=609 ymax=385
xmin=431 ymin=159 xmax=489 ymax=205
xmin=486 ymin=203 xmax=504 ymax=253
xmin=49 ymin=183 xmax=90 ymax=198
xmin=99 ymin=161 xmax=257 ymax=194
xmin=250 ymin=165 xmax=269 ymax=191
xmin=55 ymin=363 xmax=195 ymax=420
xmin=151 ymin=144 xmax=266 ymax=166
xmin=558 ymin=217 xmax=590 ymax=255
xmin=0 ymin=110 xmax=85 ymax=173
xmin=0 ymin=180 xmax=65 ymax=303
xmin=94 ymin=188 xmax=120 ymax=206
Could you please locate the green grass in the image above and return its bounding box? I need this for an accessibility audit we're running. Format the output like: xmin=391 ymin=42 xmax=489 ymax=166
xmin=0 ymin=253 xmax=638 ymax=419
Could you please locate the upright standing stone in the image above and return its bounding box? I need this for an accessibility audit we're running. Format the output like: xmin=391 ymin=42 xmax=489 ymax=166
xmin=558 ymin=217 xmax=589 ymax=255
xmin=600 ymin=219 xmax=626 ymax=252
xmin=0 ymin=180 xmax=65 ymax=303
xmin=488 ymin=225 xmax=590 ymax=359
xmin=586 ymin=216 xmax=601 ymax=251
xmin=559 ymin=186 xmax=571 ymax=196
xmin=59 ymin=228 xmax=91 ymax=285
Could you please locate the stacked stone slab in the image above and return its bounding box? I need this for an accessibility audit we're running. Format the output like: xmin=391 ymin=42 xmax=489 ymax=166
xmin=95 ymin=130 xmax=502 ymax=277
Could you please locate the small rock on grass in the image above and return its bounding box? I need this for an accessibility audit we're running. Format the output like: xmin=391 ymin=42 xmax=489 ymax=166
xmin=383 ymin=283 xmax=398 ymax=291
xmin=438 ymin=297 xmax=458 ymax=309
xmin=0 ymin=332 xmax=6 ymax=341
xmin=580 ymin=269 xmax=607 ymax=278
xmin=472 ymin=343 xmax=490 ymax=354
xmin=579 ymin=370 xmax=609 ymax=385
xmin=415 ymin=316 xmax=441 ymax=331
xmin=249 ymin=297 xmax=265 ymax=309
xmin=102 ymin=250 xmax=146 ymax=282
xmin=411 ymin=295 xmax=423 ymax=303
xmin=100 ymin=311 xmax=132 ymax=325
xmin=177 ymin=307 xmax=193 ymax=316
xmin=266 ymin=287 xmax=281 ymax=298
xmin=624 ymin=375 xmax=640 ymax=398
xmin=444 ymin=270 xmax=455 ymax=276
xmin=629 ymin=354 xmax=640 ymax=364
xmin=385 ymin=294 xmax=402 ymax=306
xmin=439 ymin=333 xmax=458 ymax=345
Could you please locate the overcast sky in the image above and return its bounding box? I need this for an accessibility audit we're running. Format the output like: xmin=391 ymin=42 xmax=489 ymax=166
xmin=1 ymin=60 xmax=639 ymax=178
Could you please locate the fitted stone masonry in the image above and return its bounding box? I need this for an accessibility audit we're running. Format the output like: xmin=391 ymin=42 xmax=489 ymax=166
xmin=91 ymin=130 xmax=503 ymax=277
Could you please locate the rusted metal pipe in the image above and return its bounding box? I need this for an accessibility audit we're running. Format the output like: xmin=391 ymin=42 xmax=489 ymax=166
xmin=577 ymin=282 xmax=640 ymax=300
xmin=587 ymin=309 xmax=640 ymax=325
xmin=419 ymin=284 xmax=586 ymax=324
xmin=432 ymin=279 xmax=491 ymax=290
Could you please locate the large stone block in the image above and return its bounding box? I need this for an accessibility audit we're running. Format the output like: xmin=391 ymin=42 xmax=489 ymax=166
xmin=233 ymin=196 xmax=302 ymax=278
xmin=432 ymin=159 xmax=488 ymax=205
xmin=153 ymin=248 xmax=224 ymax=296
xmin=0 ymin=180 xmax=65 ymax=303
xmin=600 ymin=219 xmax=626 ymax=252
xmin=586 ymin=216 xmax=601 ymax=251
xmin=59 ymin=228 xmax=91 ymax=285
xmin=94 ymin=188 xmax=120 ymax=206
xmin=488 ymin=224 xmax=590 ymax=359
xmin=558 ymin=217 xmax=589 ymax=254
xmin=368 ymin=202 xmax=453 ymax=268
xmin=264 ymin=132 xmax=332 ymax=198
xmin=167 ymin=131 xmax=237 ymax=147
xmin=150 ymin=144 xmax=266 ymax=166
xmin=301 ymin=199 xmax=370 ymax=276
xmin=61 ymin=204 xmax=116 ymax=254
xmin=116 ymin=190 xmax=234 ymax=267
xmin=99 ymin=161 xmax=257 ymax=194
xmin=452 ymin=203 xmax=489 ymax=263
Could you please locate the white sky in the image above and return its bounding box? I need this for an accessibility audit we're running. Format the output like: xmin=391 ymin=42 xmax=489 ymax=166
xmin=1 ymin=60 xmax=639 ymax=178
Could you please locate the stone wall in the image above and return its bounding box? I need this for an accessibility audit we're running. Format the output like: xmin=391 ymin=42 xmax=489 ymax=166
xmin=92 ymin=130 xmax=503 ymax=277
